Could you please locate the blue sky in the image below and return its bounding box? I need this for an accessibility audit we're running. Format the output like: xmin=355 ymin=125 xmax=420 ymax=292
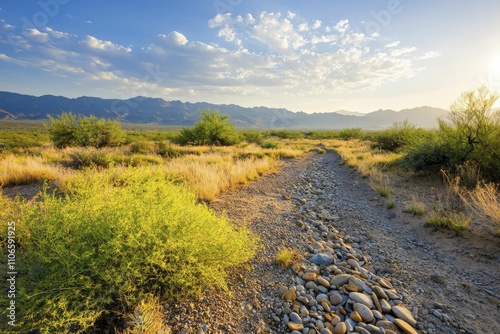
xmin=1 ymin=0 xmax=499 ymax=113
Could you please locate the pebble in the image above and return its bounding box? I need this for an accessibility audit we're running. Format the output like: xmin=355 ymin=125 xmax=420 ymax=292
xmin=393 ymin=318 xmax=419 ymax=334
xmin=334 ymin=322 xmax=346 ymax=334
xmin=392 ymin=305 xmax=417 ymax=326
xmin=354 ymin=303 xmax=374 ymax=322
xmin=349 ymin=292 xmax=374 ymax=308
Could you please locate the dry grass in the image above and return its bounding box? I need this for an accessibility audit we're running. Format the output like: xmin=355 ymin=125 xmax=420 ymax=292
xmin=465 ymin=182 xmax=500 ymax=226
xmin=276 ymin=248 xmax=302 ymax=268
xmin=122 ymin=296 xmax=170 ymax=334
xmin=426 ymin=209 xmax=472 ymax=233
xmin=404 ymin=197 xmax=427 ymax=215
xmin=165 ymin=153 xmax=281 ymax=201
xmin=369 ymin=170 xmax=392 ymax=197
xmin=0 ymin=154 xmax=62 ymax=187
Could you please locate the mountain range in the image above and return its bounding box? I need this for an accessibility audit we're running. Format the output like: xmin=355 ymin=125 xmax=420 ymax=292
xmin=0 ymin=91 xmax=449 ymax=129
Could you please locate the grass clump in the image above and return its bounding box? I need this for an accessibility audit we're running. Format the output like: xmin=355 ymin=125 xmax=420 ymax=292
xmin=3 ymin=167 xmax=257 ymax=333
xmin=276 ymin=248 xmax=301 ymax=268
xmin=0 ymin=154 xmax=61 ymax=186
xmin=404 ymin=197 xmax=427 ymax=215
xmin=386 ymin=196 xmax=395 ymax=209
xmin=122 ymin=295 xmax=170 ymax=334
xmin=426 ymin=209 xmax=471 ymax=233
xmin=369 ymin=171 xmax=392 ymax=197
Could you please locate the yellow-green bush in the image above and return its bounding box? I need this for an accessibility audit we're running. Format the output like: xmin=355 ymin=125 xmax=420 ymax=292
xmin=2 ymin=167 xmax=257 ymax=333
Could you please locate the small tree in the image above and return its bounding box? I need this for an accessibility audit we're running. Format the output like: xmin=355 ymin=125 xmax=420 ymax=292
xmin=438 ymin=86 xmax=500 ymax=180
xmin=46 ymin=113 xmax=125 ymax=148
xmin=177 ymin=110 xmax=240 ymax=146
xmin=46 ymin=112 xmax=78 ymax=148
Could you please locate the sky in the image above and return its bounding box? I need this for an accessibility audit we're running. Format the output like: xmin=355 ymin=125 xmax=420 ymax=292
xmin=1 ymin=0 xmax=499 ymax=113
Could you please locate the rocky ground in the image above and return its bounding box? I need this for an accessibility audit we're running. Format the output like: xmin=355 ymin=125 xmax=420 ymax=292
xmin=163 ymin=150 xmax=500 ymax=334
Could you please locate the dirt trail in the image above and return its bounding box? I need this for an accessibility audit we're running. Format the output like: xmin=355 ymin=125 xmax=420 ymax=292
xmin=165 ymin=151 xmax=499 ymax=334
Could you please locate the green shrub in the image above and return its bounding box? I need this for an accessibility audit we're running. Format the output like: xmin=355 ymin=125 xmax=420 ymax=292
xmin=261 ymin=141 xmax=278 ymax=149
xmin=70 ymin=150 xmax=113 ymax=168
xmin=241 ymin=130 xmax=265 ymax=144
xmin=154 ymin=141 xmax=182 ymax=158
xmin=267 ymin=130 xmax=305 ymax=140
xmin=372 ymin=120 xmax=429 ymax=152
xmin=2 ymin=168 xmax=257 ymax=333
xmin=338 ymin=127 xmax=363 ymax=140
xmin=46 ymin=113 xmax=125 ymax=148
xmin=129 ymin=141 xmax=151 ymax=154
xmin=401 ymin=134 xmax=455 ymax=172
xmin=176 ymin=110 xmax=241 ymax=146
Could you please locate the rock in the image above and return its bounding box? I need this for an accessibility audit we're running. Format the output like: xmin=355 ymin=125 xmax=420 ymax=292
xmin=349 ymin=292 xmax=373 ymax=308
xmin=290 ymin=312 xmax=303 ymax=324
xmin=334 ymin=322 xmax=346 ymax=334
xmin=287 ymin=322 xmax=305 ymax=331
xmin=354 ymin=303 xmax=374 ymax=323
xmin=380 ymin=299 xmax=392 ymax=313
xmin=330 ymin=294 xmax=343 ymax=305
xmin=350 ymin=310 xmax=363 ymax=322
xmin=278 ymin=286 xmax=288 ymax=295
xmin=392 ymin=305 xmax=417 ymax=326
xmin=393 ymin=318 xmax=418 ymax=334
xmin=316 ymin=276 xmax=331 ymax=288
xmin=311 ymin=253 xmax=335 ymax=265
xmin=372 ymin=292 xmax=382 ymax=313
xmin=303 ymin=272 xmax=318 ymax=281
xmin=306 ymin=281 xmax=319 ymax=291
xmin=374 ymin=286 xmax=388 ymax=300
xmin=377 ymin=277 xmax=394 ymax=289
xmin=284 ymin=288 xmax=297 ymax=301
xmin=321 ymin=328 xmax=333 ymax=334
xmin=316 ymin=293 xmax=329 ymax=303
xmin=376 ymin=320 xmax=399 ymax=332
xmin=330 ymin=274 xmax=351 ymax=287
xmin=347 ymin=258 xmax=360 ymax=269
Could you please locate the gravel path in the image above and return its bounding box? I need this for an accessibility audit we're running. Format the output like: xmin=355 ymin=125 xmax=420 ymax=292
xmin=164 ymin=151 xmax=500 ymax=334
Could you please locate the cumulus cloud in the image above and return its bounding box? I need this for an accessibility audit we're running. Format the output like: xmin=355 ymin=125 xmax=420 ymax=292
xmin=0 ymin=13 xmax=439 ymax=102
xmin=83 ymin=35 xmax=132 ymax=53
xmin=25 ymin=28 xmax=49 ymax=43
xmin=158 ymin=31 xmax=188 ymax=46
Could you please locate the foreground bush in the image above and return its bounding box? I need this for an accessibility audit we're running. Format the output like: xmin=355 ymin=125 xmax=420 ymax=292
xmin=3 ymin=168 xmax=257 ymax=333
xmin=372 ymin=120 xmax=429 ymax=152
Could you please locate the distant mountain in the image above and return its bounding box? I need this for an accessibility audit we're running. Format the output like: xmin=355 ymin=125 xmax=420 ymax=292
xmin=333 ymin=110 xmax=365 ymax=117
xmin=0 ymin=91 xmax=448 ymax=129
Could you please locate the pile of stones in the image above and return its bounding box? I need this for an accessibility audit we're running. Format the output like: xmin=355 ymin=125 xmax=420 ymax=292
xmin=278 ymin=217 xmax=418 ymax=334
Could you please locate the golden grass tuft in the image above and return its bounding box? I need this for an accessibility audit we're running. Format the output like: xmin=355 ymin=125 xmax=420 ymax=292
xmin=463 ymin=181 xmax=500 ymax=226
xmin=122 ymin=295 xmax=171 ymax=334
xmin=404 ymin=196 xmax=427 ymax=215
xmin=0 ymin=154 xmax=62 ymax=187
xmin=276 ymin=248 xmax=302 ymax=268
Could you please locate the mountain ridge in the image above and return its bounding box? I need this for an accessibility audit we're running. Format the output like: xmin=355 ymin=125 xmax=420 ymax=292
xmin=0 ymin=91 xmax=449 ymax=129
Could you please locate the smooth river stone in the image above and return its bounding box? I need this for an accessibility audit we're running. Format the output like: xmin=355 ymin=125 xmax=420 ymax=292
xmin=334 ymin=322 xmax=346 ymax=334
xmin=287 ymin=322 xmax=305 ymax=331
xmin=284 ymin=288 xmax=297 ymax=301
xmin=330 ymin=274 xmax=351 ymax=287
xmin=376 ymin=320 xmax=399 ymax=332
xmin=374 ymin=286 xmax=388 ymax=300
xmin=354 ymin=303 xmax=374 ymax=323
xmin=377 ymin=277 xmax=394 ymax=289
xmin=392 ymin=305 xmax=417 ymax=326
xmin=289 ymin=312 xmax=303 ymax=324
xmin=303 ymin=272 xmax=318 ymax=281
xmin=393 ymin=319 xmax=418 ymax=334
xmin=380 ymin=299 xmax=392 ymax=313
xmin=330 ymin=294 xmax=343 ymax=305
xmin=350 ymin=310 xmax=363 ymax=323
xmin=372 ymin=292 xmax=382 ymax=313
xmin=311 ymin=252 xmax=335 ymax=265
xmin=316 ymin=276 xmax=331 ymax=288
xmin=349 ymin=292 xmax=373 ymax=308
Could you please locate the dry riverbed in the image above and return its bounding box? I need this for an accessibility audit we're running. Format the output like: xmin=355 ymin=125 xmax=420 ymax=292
xmin=164 ymin=151 xmax=500 ymax=334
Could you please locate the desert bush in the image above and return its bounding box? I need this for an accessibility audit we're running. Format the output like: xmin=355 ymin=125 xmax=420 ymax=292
xmin=241 ymin=130 xmax=265 ymax=144
xmin=70 ymin=150 xmax=113 ymax=169
xmin=0 ymin=130 xmax=50 ymax=150
xmin=261 ymin=141 xmax=278 ymax=149
xmin=46 ymin=113 xmax=125 ymax=148
xmin=3 ymin=167 xmax=257 ymax=333
xmin=372 ymin=120 xmax=429 ymax=152
xmin=129 ymin=141 xmax=151 ymax=154
xmin=177 ymin=110 xmax=240 ymax=146
xmin=338 ymin=128 xmax=363 ymax=140
xmin=267 ymin=130 xmax=305 ymax=140
xmin=401 ymin=133 xmax=455 ymax=172
xmin=154 ymin=141 xmax=182 ymax=158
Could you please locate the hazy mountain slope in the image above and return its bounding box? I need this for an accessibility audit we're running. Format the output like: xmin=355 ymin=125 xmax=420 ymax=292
xmin=0 ymin=91 xmax=448 ymax=129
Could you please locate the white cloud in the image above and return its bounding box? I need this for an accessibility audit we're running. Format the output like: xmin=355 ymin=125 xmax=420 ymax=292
xmin=83 ymin=35 xmax=132 ymax=53
xmin=86 ymin=21 xmax=93 ymax=24
xmin=158 ymin=31 xmax=188 ymax=46
xmin=312 ymin=20 xmax=322 ymax=30
xmin=25 ymin=28 xmax=49 ymax=43
xmin=0 ymin=12 xmax=438 ymax=104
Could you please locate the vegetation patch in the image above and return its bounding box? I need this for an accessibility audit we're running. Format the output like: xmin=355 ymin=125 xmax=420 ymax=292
xmin=2 ymin=168 xmax=257 ymax=333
